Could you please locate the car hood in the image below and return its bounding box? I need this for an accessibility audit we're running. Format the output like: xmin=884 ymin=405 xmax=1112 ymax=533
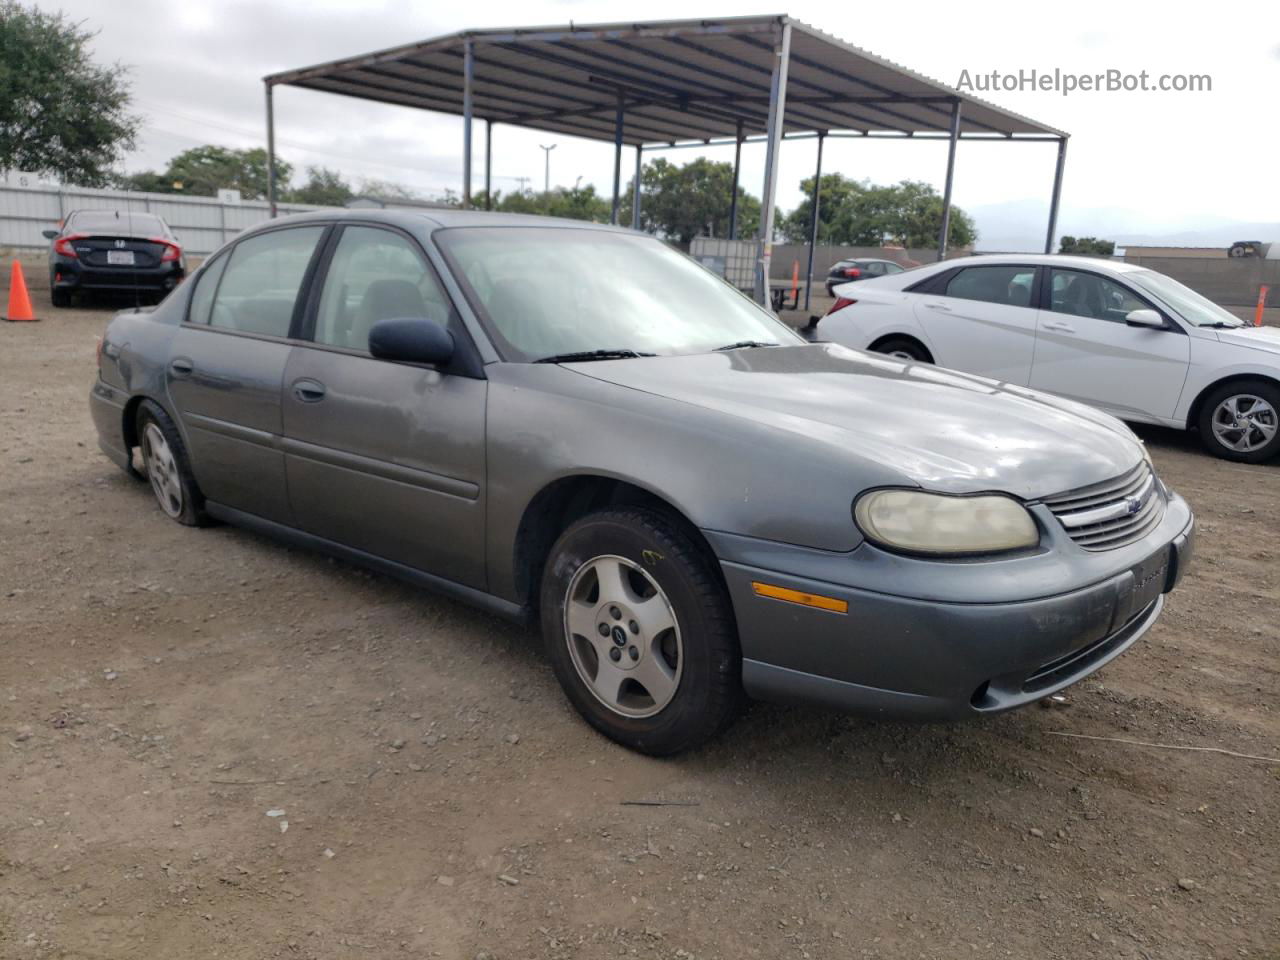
xmin=1213 ymin=324 xmax=1280 ymax=356
xmin=568 ymin=343 xmax=1143 ymax=499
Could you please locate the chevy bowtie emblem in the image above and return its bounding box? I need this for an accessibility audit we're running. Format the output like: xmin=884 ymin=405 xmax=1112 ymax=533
xmin=1125 ymin=496 xmax=1143 ymax=515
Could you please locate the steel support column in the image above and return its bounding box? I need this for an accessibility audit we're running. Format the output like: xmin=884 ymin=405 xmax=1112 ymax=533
xmin=1045 ymin=137 xmax=1068 ymax=254
xmin=756 ymin=20 xmax=792 ymax=305
xmin=803 ymin=132 xmax=825 ymax=312
xmin=484 ymin=119 xmax=493 ymax=210
xmin=936 ymin=99 xmax=962 ymax=261
xmin=611 ymin=90 xmax=625 ymax=225
xmin=728 ymin=120 xmax=743 ymax=240
xmin=631 ymin=145 xmax=642 ymax=230
xmin=462 ymin=40 xmax=474 ymax=208
xmin=264 ymin=82 xmax=277 ymax=218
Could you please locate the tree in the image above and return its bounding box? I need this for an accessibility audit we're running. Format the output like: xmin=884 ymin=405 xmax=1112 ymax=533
xmin=0 ymin=2 xmax=139 ymax=185
xmin=288 ymin=166 xmax=353 ymax=206
xmin=619 ymin=157 xmax=761 ymax=246
xmin=121 ymin=145 xmax=292 ymax=199
xmin=478 ymin=184 xmax=611 ymax=222
xmin=358 ymin=177 xmax=422 ymax=201
xmin=1058 ymin=236 xmax=1115 ymax=257
xmin=781 ymin=175 xmax=977 ymax=249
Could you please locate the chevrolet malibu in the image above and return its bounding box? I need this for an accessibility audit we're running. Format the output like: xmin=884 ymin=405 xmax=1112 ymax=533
xmin=89 ymin=211 xmax=1194 ymax=755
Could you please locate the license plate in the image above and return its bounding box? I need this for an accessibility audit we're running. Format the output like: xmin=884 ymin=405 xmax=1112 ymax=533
xmin=1126 ymin=547 xmax=1170 ymax=619
xmin=107 ymin=250 xmax=135 ymax=265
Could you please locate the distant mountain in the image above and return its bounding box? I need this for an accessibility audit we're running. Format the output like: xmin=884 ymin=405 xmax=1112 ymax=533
xmin=968 ymin=198 xmax=1280 ymax=252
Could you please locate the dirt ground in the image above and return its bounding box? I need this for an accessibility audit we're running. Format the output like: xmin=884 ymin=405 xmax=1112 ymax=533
xmin=1 ymin=269 xmax=1277 ymax=960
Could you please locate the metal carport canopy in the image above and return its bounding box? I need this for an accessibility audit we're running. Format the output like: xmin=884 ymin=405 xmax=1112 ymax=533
xmin=264 ymin=15 xmax=1069 ymax=304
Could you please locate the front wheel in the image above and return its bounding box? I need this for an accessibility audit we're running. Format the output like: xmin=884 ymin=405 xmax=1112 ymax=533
xmin=1198 ymin=380 xmax=1280 ymax=462
xmin=539 ymin=508 xmax=744 ymax=755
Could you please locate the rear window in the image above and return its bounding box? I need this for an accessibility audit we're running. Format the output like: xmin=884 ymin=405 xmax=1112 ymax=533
xmin=69 ymin=211 xmax=166 ymax=236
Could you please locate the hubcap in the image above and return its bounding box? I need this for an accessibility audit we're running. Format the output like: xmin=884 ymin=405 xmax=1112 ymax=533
xmin=1211 ymin=394 xmax=1277 ymax=453
xmin=563 ymin=554 xmax=682 ymax=719
xmin=887 ymin=349 xmax=915 ymax=361
xmin=142 ymin=423 xmax=183 ymax=518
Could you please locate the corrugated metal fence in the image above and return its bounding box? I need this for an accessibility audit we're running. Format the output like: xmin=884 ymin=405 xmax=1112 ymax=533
xmin=0 ymin=182 xmax=339 ymax=254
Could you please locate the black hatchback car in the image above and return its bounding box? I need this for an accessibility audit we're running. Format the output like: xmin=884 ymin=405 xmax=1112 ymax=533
xmin=824 ymin=257 xmax=904 ymax=296
xmin=44 ymin=210 xmax=186 ymax=306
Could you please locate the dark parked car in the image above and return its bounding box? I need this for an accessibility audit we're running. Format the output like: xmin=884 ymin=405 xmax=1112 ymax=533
xmin=45 ymin=209 xmax=186 ymax=307
xmin=90 ymin=210 xmax=1194 ymax=755
xmin=824 ymin=257 xmax=904 ymax=296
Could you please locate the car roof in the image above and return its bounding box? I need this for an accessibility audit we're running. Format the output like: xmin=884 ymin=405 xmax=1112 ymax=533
xmin=936 ymin=253 xmax=1141 ymax=274
xmin=243 ymin=207 xmax=630 ymax=235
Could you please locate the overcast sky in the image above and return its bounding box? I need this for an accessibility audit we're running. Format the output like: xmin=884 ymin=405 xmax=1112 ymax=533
xmin=38 ymin=0 xmax=1280 ymax=246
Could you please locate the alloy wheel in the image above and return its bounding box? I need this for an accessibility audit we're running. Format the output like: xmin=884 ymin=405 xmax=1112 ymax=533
xmin=1210 ymin=394 xmax=1277 ymax=453
xmin=562 ymin=554 xmax=683 ymax=719
xmin=142 ymin=422 xmax=184 ymax=518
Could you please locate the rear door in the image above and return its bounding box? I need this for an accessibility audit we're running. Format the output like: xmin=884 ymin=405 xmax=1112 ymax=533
xmin=911 ymin=263 xmax=1040 ymax=384
xmin=167 ymin=224 xmax=328 ymax=524
xmin=280 ymin=223 xmax=488 ymax=588
xmin=1029 ymin=267 xmax=1190 ymax=421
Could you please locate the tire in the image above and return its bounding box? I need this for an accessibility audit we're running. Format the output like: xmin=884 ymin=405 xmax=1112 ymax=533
xmin=539 ymin=507 xmax=744 ymax=755
xmin=872 ymin=337 xmax=932 ymax=363
xmin=1197 ymin=380 xmax=1280 ymax=463
xmin=51 ymin=286 xmax=71 ymax=308
xmin=136 ymin=399 xmax=208 ymax=525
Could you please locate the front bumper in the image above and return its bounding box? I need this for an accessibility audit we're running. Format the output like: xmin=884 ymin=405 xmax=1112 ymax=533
xmin=716 ymin=493 xmax=1194 ymax=721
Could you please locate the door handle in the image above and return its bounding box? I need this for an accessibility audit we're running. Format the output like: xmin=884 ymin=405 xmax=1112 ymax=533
xmin=1042 ymin=319 xmax=1076 ymax=333
xmin=292 ymin=379 xmax=327 ymax=403
xmin=924 ymin=302 xmax=952 ymax=312
xmin=169 ymin=357 xmax=194 ymax=377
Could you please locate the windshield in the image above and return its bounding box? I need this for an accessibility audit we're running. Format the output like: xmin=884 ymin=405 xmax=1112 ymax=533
xmin=1127 ymin=269 xmax=1243 ymax=327
xmin=435 ymin=226 xmax=801 ymax=361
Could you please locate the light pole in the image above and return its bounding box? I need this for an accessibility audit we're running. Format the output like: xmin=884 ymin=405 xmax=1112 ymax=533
xmin=539 ymin=143 xmax=556 ymax=193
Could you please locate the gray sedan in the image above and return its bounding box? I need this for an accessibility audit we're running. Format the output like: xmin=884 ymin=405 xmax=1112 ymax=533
xmin=90 ymin=210 xmax=1195 ymax=754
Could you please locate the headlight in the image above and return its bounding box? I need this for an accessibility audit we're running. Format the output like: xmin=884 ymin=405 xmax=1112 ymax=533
xmin=853 ymin=490 xmax=1039 ymax=556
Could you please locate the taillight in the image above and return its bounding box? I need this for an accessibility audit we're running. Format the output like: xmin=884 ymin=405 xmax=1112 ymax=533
xmin=843 ymin=267 xmax=862 ymax=278
xmin=151 ymin=238 xmax=182 ymax=262
xmin=826 ymin=297 xmax=857 ymax=314
xmin=54 ymin=233 xmax=85 ymax=258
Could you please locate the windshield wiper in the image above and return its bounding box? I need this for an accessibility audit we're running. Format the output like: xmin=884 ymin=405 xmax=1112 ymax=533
xmin=1199 ymin=321 xmax=1244 ymax=329
xmin=533 ymin=349 xmax=657 ymax=363
xmin=714 ymin=340 xmax=781 ymax=351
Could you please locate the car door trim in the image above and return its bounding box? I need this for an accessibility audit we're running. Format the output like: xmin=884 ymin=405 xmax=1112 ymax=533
xmin=184 ymin=412 xmax=277 ymax=448
xmin=279 ymin=435 xmax=480 ymax=501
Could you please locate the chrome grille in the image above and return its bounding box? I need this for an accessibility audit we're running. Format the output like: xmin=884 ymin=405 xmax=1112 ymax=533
xmin=1042 ymin=461 xmax=1165 ymax=551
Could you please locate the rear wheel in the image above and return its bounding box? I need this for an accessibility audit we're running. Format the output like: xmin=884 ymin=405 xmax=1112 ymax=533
xmin=136 ymin=400 xmax=208 ymax=525
xmin=539 ymin=507 xmax=744 ymax=755
xmin=51 ymin=286 xmax=71 ymax=308
xmin=1198 ymin=380 xmax=1280 ymax=462
xmin=871 ymin=337 xmax=931 ymax=363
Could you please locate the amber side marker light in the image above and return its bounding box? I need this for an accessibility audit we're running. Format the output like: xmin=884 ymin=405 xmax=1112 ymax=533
xmin=751 ymin=582 xmax=848 ymax=614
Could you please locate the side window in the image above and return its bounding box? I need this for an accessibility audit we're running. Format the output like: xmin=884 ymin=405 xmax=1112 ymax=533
xmin=944 ymin=265 xmax=1035 ymax=307
xmin=187 ymin=253 xmax=228 ymax=325
xmin=883 ymin=262 xmax=904 ymax=274
xmin=209 ymin=226 xmax=325 ymax=338
xmin=861 ymin=262 xmax=885 ymax=277
xmin=312 ymin=226 xmax=451 ymax=351
xmin=1050 ymin=269 xmax=1149 ymax=322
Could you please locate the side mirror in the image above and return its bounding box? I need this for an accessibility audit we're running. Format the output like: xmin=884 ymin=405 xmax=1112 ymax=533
xmin=42 ymin=229 xmax=58 ymax=240
xmin=368 ymin=316 xmax=454 ymax=366
xmin=1125 ymin=308 xmax=1164 ymax=329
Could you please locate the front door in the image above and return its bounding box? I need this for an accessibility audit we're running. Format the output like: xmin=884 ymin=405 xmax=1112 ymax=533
xmin=1029 ymin=267 xmax=1190 ymax=422
xmin=167 ymin=224 xmax=328 ymax=524
xmin=281 ymin=224 xmax=488 ymax=588
xmin=911 ymin=263 xmax=1040 ymax=385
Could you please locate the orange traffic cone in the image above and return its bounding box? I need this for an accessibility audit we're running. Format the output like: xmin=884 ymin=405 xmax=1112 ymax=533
xmin=3 ymin=261 xmax=38 ymax=322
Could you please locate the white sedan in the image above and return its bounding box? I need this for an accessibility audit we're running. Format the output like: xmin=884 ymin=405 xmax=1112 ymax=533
xmin=811 ymin=254 xmax=1280 ymax=462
